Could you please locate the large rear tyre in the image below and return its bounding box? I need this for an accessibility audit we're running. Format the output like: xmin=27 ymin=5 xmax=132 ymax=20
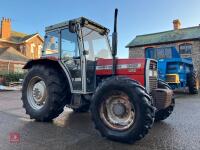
xmin=90 ymin=76 xmax=155 ymax=143
xmin=22 ymin=65 xmax=71 ymax=121
xmin=188 ymin=71 xmax=199 ymax=94
xmin=155 ymin=80 xmax=175 ymax=122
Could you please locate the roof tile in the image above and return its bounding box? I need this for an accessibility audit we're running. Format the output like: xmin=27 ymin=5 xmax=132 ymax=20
xmin=0 ymin=47 xmax=28 ymax=62
xmin=126 ymin=26 xmax=200 ymax=47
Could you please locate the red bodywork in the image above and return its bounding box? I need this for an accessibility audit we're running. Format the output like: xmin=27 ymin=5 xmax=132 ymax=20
xmin=23 ymin=56 xmax=147 ymax=87
xmin=96 ymin=58 xmax=146 ymax=86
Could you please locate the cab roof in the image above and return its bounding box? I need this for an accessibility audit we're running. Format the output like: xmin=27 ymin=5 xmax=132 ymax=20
xmin=45 ymin=17 xmax=110 ymax=34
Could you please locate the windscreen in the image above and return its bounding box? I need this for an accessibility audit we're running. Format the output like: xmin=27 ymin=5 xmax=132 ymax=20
xmin=82 ymin=27 xmax=112 ymax=60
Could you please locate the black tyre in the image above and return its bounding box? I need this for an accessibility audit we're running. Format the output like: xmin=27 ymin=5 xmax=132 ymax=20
xmin=155 ymin=80 xmax=175 ymax=122
xmin=158 ymin=79 xmax=172 ymax=89
xmin=22 ymin=65 xmax=71 ymax=121
xmin=187 ymin=71 xmax=199 ymax=94
xmin=90 ymin=76 xmax=155 ymax=143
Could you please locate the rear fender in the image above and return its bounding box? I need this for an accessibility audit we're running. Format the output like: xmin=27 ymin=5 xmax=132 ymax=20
xmin=23 ymin=58 xmax=58 ymax=69
xmin=23 ymin=58 xmax=73 ymax=93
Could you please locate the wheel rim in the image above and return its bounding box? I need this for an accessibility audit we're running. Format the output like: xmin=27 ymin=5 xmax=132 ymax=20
xmin=100 ymin=91 xmax=135 ymax=131
xmin=27 ymin=76 xmax=47 ymax=110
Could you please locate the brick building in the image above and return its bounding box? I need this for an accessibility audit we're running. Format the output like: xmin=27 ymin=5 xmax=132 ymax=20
xmin=0 ymin=47 xmax=28 ymax=73
xmin=126 ymin=19 xmax=200 ymax=80
xmin=0 ymin=18 xmax=44 ymax=73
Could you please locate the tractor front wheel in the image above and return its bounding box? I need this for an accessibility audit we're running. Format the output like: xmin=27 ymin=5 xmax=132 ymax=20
xmin=155 ymin=80 xmax=175 ymax=121
xmin=90 ymin=76 xmax=155 ymax=143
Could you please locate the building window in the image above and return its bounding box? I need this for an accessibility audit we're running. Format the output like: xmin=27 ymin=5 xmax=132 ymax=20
xmin=179 ymin=43 xmax=192 ymax=54
xmin=19 ymin=45 xmax=26 ymax=55
xmin=38 ymin=45 xmax=42 ymax=57
xmin=145 ymin=47 xmax=172 ymax=59
xmin=31 ymin=43 xmax=36 ymax=59
xmin=156 ymin=47 xmax=172 ymax=59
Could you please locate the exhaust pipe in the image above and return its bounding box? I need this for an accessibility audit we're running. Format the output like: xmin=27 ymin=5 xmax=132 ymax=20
xmin=112 ymin=8 xmax=118 ymax=75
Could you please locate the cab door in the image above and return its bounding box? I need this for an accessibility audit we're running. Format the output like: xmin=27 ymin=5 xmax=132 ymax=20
xmin=60 ymin=28 xmax=83 ymax=92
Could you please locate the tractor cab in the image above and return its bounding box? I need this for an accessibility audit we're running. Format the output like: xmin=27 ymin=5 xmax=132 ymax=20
xmin=41 ymin=17 xmax=112 ymax=93
xmin=40 ymin=17 xmax=158 ymax=94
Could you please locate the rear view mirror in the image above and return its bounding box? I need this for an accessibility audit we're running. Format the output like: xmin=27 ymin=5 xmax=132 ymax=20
xmin=69 ymin=21 xmax=76 ymax=33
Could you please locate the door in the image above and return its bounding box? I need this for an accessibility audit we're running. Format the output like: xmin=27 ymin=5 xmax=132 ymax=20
xmin=60 ymin=28 xmax=82 ymax=91
xmin=81 ymin=27 xmax=112 ymax=92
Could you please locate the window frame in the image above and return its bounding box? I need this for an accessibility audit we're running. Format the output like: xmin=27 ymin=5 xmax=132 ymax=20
xmin=42 ymin=30 xmax=60 ymax=56
xmin=60 ymin=28 xmax=80 ymax=59
xmin=81 ymin=26 xmax=112 ymax=60
xmin=179 ymin=43 xmax=192 ymax=55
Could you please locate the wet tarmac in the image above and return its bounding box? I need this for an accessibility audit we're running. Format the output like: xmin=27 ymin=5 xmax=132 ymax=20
xmin=0 ymin=91 xmax=199 ymax=150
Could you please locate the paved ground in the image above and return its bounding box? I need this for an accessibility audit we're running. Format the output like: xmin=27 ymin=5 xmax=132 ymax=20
xmin=0 ymin=91 xmax=200 ymax=150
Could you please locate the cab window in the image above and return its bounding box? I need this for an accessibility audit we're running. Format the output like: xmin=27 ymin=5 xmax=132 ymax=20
xmin=43 ymin=31 xmax=59 ymax=55
xmin=61 ymin=28 xmax=80 ymax=59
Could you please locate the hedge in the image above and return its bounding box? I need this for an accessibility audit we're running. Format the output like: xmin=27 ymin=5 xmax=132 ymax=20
xmin=0 ymin=72 xmax=26 ymax=85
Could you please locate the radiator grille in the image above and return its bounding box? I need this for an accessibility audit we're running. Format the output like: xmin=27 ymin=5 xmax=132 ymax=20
xmin=149 ymin=61 xmax=157 ymax=70
xmin=149 ymin=76 xmax=158 ymax=91
xmin=149 ymin=60 xmax=158 ymax=92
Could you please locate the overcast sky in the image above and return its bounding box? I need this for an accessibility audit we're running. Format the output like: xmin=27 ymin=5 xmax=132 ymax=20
xmin=1 ymin=0 xmax=200 ymax=58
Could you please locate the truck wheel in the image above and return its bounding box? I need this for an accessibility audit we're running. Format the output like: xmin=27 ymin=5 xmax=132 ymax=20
xmin=90 ymin=76 xmax=155 ymax=143
xmin=155 ymin=80 xmax=175 ymax=122
xmin=188 ymin=71 xmax=199 ymax=94
xmin=22 ymin=65 xmax=71 ymax=121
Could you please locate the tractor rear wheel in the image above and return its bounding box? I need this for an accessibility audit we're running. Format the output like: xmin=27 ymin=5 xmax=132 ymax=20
xmin=90 ymin=76 xmax=155 ymax=143
xmin=155 ymin=80 xmax=175 ymax=121
xmin=22 ymin=65 xmax=71 ymax=121
xmin=188 ymin=71 xmax=199 ymax=94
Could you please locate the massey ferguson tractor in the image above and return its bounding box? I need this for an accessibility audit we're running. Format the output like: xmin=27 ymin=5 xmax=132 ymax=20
xmin=22 ymin=9 xmax=175 ymax=143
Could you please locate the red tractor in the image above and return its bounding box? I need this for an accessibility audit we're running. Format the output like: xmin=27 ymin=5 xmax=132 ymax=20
xmin=22 ymin=9 xmax=175 ymax=143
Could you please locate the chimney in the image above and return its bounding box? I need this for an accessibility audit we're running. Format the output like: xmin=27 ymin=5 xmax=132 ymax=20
xmin=1 ymin=17 xmax=11 ymax=39
xmin=173 ymin=19 xmax=181 ymax=30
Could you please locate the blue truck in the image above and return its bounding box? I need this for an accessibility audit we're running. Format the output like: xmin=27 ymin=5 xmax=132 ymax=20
xmin=145 ymin=47 xmax=199 ymax=94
